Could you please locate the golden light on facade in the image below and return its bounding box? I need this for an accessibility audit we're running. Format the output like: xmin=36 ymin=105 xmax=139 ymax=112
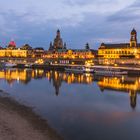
xmin=98 ymin=29 xmax=140 ymax=65
xmin=35 ymin=59 xmax=44 ymax=64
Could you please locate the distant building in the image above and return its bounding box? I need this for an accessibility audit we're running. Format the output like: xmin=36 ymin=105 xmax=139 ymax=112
xmin=0 ymin=41 xmax=32 ymax=58
xmin=21 ymin=44 xmax=32 ymax=50
xmin=0 ymin=30 xmax=96 ymax=60
xmin=98 ymin=29 xmax=140 ymax=65
xmin=33 ymin=47 xmax=45 ymax=58
xmin=49 ymin=29 xmax=67 ymax=51
xmin=47 ymin=30 xmax=96 ymax=61
xmin=7 ymin=40 xmax=16 ymax=49
xmin=46 ymin=42 xmax=96 ymax=61
xmin=98 ymin=29 xmax=140 ymax=59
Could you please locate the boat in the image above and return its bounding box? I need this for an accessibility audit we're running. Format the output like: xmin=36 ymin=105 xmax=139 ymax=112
xmin=25 ymin=64 xmax=33 ymax=68
xmin=65 ymin=66 xmax=84 ymax=73
xmin=83 ymin=67 xmax=94 ymax=73
xmin=94 ymin=68 xmax=128 ymax=76
xmin=65 ymin=66 xmax=94 ymax=73
xmin=4 ymin=63 xmax=17 ymax=68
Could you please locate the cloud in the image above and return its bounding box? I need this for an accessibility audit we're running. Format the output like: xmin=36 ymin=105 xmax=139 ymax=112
xmin=0 ymin=0 xmax=135 ymax=25
xmin=0 ymin=0 xmax=138 ymax=49
xmin=108 ymin=2 xmax=140 ymax=23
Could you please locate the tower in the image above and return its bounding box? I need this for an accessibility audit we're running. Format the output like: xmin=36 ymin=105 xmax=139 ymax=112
xmin=130 ymin=28 xmax=137 ymax=47
xmin=63 ymin=42 xmax=67 ymax=50
xmin=49 ymin=30 xmax=67 ymax=51
xmin=49 ymin=42 xmax=53 ymax=51
xmin=85 ymin=43 xmax=90 ymax=50
xmin=56 ymin=29 xmax=60 ymax=38
xmin=53 ymin=29 xmax=64 ymax=50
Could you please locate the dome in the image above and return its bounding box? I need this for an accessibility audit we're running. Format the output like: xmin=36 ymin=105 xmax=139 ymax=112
xmin=57 ymin=29 xmax=60 ymax=33
xmin=131 ymin=28 xmax=137 ymax=35
xmin=101 ymin=43 xmax=105 ymax=46
xmin=8 ymin=41 xmax=16 ymax=47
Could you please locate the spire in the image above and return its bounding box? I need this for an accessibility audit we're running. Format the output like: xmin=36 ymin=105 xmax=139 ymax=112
xmin=57 ymin=29 xmax=60 ymax=33
xmin=131 ymin=28 xmax=137 ymax=35
xmin=50 ymin=41 xmax=52 ymax=46
xmin=85 ymin=43 xmax=90 ymax=50
xmin=56 ymin=29 xmax=60 ymax=38
xmin=49 ymin=42 xmax=53 ymax=51
xmin=63 ymin=42 xmax=67 ymax=49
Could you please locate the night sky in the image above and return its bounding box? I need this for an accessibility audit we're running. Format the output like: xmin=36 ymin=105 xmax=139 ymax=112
xmin=0 ymin=0 xmax=139 ymax=50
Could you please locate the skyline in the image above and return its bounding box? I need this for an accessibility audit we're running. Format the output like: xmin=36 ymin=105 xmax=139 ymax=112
xmin=0 ymin=0 xmax=140 ymax=49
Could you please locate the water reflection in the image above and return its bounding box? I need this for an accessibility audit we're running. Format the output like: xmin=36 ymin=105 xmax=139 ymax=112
xmin=97 ymin=76 xmax=138 ymax=109
xmin=0 ymin=68 xmax=140 ymax=109
xmin=1 ymin=68 xmax=140 ymax=140
xmin=0 ymin=69 xmax=94 ymax=84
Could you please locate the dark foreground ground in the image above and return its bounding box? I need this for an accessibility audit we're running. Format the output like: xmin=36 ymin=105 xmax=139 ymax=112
xmin=0 ymin=92 xmax=63 ymax=140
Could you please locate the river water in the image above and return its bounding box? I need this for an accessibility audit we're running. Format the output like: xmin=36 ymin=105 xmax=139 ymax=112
xmin=0 ymin=68 xmax=140 ymax=140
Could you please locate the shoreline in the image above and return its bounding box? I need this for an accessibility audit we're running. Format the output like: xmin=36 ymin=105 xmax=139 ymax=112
xmin=14 ymin=64 xmax=140 ymax=75
xmin=0 ymin=93 xmax=63 ymax=140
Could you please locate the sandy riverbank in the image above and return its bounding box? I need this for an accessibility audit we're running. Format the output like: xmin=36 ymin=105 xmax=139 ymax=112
xmin=0 ymin=95 xmax=63 ymax=140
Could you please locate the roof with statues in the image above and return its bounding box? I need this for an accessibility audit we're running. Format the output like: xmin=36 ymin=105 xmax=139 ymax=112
xmin=99 ymin=43 xmax=140 ymax=49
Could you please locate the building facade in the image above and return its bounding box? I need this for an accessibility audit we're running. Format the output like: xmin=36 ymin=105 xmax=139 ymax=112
xmin=47 ymin=30 xmax=96 ymax=62
xmin=0 ymin=42 xmax=32 ymax=58
xmin=49 ymin=29 xmax=67 ymax=51
xmin=0 ymin=30 xmax=96 ymax=61
xmin=98 ymin=29 xmax=140 ymax=64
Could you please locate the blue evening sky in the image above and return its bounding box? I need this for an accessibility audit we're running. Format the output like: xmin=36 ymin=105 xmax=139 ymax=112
xmin=0 ymin=0 xmax=139 ymax=50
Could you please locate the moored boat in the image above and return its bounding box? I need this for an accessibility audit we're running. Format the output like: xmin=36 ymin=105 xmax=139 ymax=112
xmin=94 ymin=69 xmax=128 ymax=76
xmin=83 ymin=67 xmax=94 ymax=73
xmin=65 ymin=66 xmax=94 ymax=73
xmin=4 ymin=62 xmax=17 ymax=68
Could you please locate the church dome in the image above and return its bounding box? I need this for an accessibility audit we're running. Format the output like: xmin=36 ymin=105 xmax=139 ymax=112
xmin=57 ymin=29 xmax=60 ymax=33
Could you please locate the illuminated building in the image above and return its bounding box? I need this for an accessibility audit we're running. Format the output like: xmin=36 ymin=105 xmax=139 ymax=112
xmin=46 ymin=48 xmax=95 ymax=59
xmin=0 ymin=42 xmax=32 ymax=58
xmin=8 ymin=40 xmax=16 ymax=48
xmin=0 ymin=31 xmax=96 ymax=60
xmin=46 ymin=30 xmax=96 ymax=60
xmin=49 ymin=29 xmax=67 ymax=51
xmin=33 ymin=47 xmax=44 ymax=58
xmin=98 ymin=29 xmax=140 ymax=64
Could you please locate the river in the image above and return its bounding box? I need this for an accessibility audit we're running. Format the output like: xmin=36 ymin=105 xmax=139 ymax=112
xmin=0 ymin=68 xmax=140 ymax=140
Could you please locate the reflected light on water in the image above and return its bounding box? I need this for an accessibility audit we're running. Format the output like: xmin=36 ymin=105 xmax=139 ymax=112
xmin=1 ymin=69 xmax=140 ymax=140
xmin=0 ymin=68 xmax=139 ymax=110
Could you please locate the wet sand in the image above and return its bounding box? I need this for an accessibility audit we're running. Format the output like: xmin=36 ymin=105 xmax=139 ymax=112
xmin=0 ymin=95 xmax=63 ymax=140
